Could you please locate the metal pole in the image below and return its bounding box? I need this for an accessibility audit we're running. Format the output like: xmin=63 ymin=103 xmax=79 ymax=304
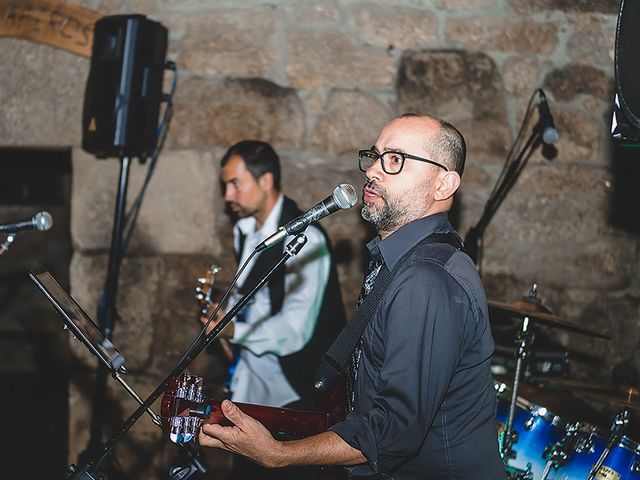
xmin=86 ymin=155 xmax=131 ymax=458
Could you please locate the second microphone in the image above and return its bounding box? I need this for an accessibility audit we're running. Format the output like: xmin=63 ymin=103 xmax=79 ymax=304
xmin=255 ymin=184 xmax=358 ymax=252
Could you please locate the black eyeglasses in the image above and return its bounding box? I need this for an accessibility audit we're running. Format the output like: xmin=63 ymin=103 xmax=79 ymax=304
xmin=358 ymin=149 xmax=449 ymax=175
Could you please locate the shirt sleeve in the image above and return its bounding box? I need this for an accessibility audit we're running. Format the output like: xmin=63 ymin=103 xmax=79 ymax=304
xmin=231 ymin=225 xmax=332 ymax=356
xmin=330 ymin=257 xmax=468 ymax=474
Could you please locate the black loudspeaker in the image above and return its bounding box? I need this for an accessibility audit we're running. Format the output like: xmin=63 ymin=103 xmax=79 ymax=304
xmin=82 ymin=15 xmax=168 ymax=158
xmin=612 ymin=0 xmax=640 ymax=145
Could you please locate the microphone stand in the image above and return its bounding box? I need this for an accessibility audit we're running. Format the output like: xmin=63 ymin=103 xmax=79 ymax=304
xmin=66 ymin=233 xmax=308 ymax=480
xmin=465 ymin=119 xmax=544 ymax=270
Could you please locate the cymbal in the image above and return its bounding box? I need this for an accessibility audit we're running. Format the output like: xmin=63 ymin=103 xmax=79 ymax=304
xmin=487 ymin=299 xmax=611 ymax=339
xmin=580 ymin=386 xmax=640 ymax=410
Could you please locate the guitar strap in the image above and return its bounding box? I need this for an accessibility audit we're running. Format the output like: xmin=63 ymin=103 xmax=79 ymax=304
xmin=314 ymin=231 xmax=466 ymax=392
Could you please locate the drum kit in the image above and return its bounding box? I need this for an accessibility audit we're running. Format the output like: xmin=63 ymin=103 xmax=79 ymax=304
xmin=490 ymin=284 xmax=640 ymax=480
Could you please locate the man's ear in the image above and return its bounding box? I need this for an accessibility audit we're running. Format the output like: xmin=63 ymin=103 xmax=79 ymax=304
xmin=258 ymin=171 xmax=275 ymax=191
xmin=433 ymin=171 xmax=461 ymax=201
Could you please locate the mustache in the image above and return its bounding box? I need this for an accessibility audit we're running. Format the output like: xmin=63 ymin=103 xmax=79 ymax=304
xmin=364 ymin=180 xmax=387 ymax=199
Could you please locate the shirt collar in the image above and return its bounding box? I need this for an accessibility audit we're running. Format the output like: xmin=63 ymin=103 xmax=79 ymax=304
xmin=366 ymin=212 xmax=453 ymax=270
xmin=236 ymin=193 xmax=284 ymax=238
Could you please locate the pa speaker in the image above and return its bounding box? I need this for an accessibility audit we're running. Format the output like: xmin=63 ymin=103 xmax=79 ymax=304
xmin=612 ymin=0 xmax=640 ymax=145
xmin=82 ymin=14 xmax=168 ymax=158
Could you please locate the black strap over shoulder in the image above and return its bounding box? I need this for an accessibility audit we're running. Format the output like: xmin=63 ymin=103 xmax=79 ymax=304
xmin=314 ymin=231 xmax=465 ymax=392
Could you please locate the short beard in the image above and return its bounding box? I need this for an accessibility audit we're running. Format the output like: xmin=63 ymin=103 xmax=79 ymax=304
xmin=361 ymin=180 xmax=429 ymax=235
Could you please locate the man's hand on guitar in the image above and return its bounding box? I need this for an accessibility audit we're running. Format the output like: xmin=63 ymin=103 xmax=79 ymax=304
xmin=199 ymin=399 xmax=284 ymax=468
xmin=199 ymin=303 xmax=235 ymax=338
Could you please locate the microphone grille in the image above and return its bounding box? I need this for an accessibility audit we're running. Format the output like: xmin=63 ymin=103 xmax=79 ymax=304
xmin=333 ymin=184 xmax=358 ymax=210
xmin=542 ymin=127 xmax=559 ymax=145
xmin=34 ymin=211 xmax=53 ymax=231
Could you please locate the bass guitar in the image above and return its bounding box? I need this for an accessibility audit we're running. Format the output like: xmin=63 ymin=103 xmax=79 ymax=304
xmin=195 ymin=264 xmax=234 ymax=363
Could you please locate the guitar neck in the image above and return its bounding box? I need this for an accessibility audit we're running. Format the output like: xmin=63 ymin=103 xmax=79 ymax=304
xmin=205 ymin=401 xmax=335 ymax=439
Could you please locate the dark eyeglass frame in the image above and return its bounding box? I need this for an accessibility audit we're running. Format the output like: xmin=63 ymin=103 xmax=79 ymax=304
xmin=358 ymin=149 xmax=449 ymax=175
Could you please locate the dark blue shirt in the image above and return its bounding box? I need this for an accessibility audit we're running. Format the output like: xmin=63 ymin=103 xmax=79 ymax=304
xmin=330 ymin=212 xmax=505 ymax=479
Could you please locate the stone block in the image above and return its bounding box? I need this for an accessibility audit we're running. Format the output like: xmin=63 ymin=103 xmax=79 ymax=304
xmin=577 ymin=294 xmax=640 ymax=353
xmin=170 ymin=77 xmax=305 ymax=150
xmin=544 ymin=64 xmax=614 ymax=103
xmin=566 ymin=14 xmax=617 ymax=68
xmin=434 ymin=0 xmax=497 ymax=8
xmin=0 ymin=39 xmax=87 ymax=146
xmin=311 ymin=90 xmax=390 ymax=156
xmin=446 ymin=17 xmax=558 ymax=54
xmin=177 ymin=7 xmax=280 ymax=79
xmin=351 ymin=5 xmax=437 ymax=50
xmin=69 ymin=252 xmax=229 ymax=377
xmin=488 ymin=163 xmax=613 ymax=241
xmin=69 ymin=253 xmax=162 ymax=369
xmin=508 ymin=0 xmax=618 ymax=14
xmin=71 ymin=148 xmax=222 ymax=255
xmin=549 ymin=108 xmax=603 ymax=163
xmin=397 ymin=50 xmax=512 ymax=160
xmin=484 ymin=236 xmax=634 ymax=291
xmin=286 ymin=29 xmax=395 ymax=89
xmin=504 ymin=55 xmax=542 ymax=99
xmin=285 ymin=0 xmax=341 ymax=24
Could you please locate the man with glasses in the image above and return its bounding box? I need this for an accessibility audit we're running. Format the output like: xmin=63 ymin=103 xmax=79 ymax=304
xmin=199 ymin=114 xmax=505 ymax=479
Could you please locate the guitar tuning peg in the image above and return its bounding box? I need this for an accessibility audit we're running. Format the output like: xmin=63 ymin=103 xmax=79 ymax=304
xmin=195 ymin=286 xmax=203 ymax=293
xmin=196 ymin=293 xmax=204 ymax=301
xmin=197 ymin=277 xmax=206 ymax=284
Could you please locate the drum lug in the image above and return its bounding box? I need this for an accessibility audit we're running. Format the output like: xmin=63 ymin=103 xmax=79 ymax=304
xmin=632 ymin=458 xmax=640 ymax=473
xmin=524 ymin=416 xmax=535 ymax=430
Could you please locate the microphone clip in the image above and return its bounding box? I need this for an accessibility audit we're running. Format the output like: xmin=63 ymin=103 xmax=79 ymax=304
xmin=0 ymin=233 xmax=16 ymax=257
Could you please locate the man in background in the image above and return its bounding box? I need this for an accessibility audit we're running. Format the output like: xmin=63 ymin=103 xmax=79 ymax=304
xmin=202 ymin=140 xmax=346 ymax=479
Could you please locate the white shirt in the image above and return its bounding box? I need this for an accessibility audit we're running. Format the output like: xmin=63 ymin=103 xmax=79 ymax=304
xmin=227 ymin=194 xmax=331 ymax=407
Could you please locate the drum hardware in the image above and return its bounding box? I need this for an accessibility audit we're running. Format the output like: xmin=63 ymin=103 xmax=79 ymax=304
xmin=503 ymin=313 xmax=533 ymax=461
xmin=492 ymin=283 xmax=615 ymax=479
xmin=493 ymin=345 xmax=570 ymax=379
xmin=540 ymin=423 xmax=583 ymax=479
xmin=496 ymin=380 xmax=567 ymax=479
xmin=587 ymin=409 xmax=631 ymax=480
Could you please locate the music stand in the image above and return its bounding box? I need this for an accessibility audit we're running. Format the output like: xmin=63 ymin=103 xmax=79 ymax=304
xmin=29 ymin=266 xmax=125 ymax=373
xmin=29 ymin=267 xmax=210 ymax=479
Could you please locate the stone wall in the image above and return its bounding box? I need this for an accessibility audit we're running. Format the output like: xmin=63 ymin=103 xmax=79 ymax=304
xmin=1 ymin=0 xmax=638 ymax=478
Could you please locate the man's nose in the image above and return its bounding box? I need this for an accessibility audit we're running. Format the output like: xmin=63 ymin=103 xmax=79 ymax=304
xmin=365 ymin=157 xmax=384 ymax=181
xmin=224 ymin=185 xmax=235 ymax=201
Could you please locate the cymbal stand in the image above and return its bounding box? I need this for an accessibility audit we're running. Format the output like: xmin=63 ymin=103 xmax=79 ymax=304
xmin=502 ymin=315 xmax=534 ymax=461
xmin=586 ymin=408 xmax=630 ymax=480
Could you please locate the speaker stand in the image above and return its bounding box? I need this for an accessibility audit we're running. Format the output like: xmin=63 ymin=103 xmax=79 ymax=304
xmin=84 ymin=155 xmax=132 ymax=469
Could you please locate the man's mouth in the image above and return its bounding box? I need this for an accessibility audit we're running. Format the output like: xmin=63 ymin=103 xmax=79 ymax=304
xmin=363 ymin=184 xmax=383 ymax=203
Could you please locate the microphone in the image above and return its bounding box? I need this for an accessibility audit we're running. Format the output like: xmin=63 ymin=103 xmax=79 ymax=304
xmin=0 ymin=211 xmax=53 ymax=233
xmin=255 ymin=184 xmax=358 ymax=252
xmin=537 ymin=89 xmax=559 ymax=145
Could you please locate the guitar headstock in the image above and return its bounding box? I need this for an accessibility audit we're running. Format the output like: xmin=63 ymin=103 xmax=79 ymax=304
xmin=161 ymin=373 xmax=211 ymax=444
xmin=195 ymin=264 xmax=221 ymax=314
